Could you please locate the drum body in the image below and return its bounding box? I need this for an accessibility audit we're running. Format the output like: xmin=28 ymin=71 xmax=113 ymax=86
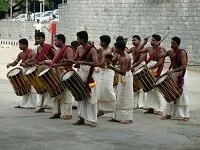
xmin=7 ymin=67 xmax=31 ymax=96
xmin=25 ymin=66 xmax=47 ymax=94
xmin=155 ymin=75 xmax=183 ymax=102
xmin=133 ymin=73 xmax=142 ymax=92
xmin=61 ymin=70 xmax=90 ymax=101
xmin=39 ymin=68 xmax=65 ymax=98
xmin=133 ymin=66 xmax=155 ymax=92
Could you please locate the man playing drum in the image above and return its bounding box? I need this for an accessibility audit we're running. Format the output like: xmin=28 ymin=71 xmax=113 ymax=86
xmin=7 ymin=38 xmax=36 ymax=109
xmin=139 ymin=34 xmax=166 ymax=115
xmin=43 ymin=34 xmax=74 ymax=120
xmin=73 ymin=31 xmax=98 ymax=127
xmin=34 ymin=32 xmax=56 ymax=113
xmin=108 ymin=41 xmax=133 ymax=124
xmin=128 ymin=35 xmax=147 ymax=109
xmin=160 ymin=37 xmax=189 ymax=121
xmin=96 ymin=35 xmax=116 ymax=117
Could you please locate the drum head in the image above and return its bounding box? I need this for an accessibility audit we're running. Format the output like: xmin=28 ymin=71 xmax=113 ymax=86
xmin=25 ymin=66 xmax=37 ymax=75
xmin=39 ymin=68 xmax=50 ymax=76
xmin=156 ymin=74 xmax=168 ymax=85
xmin=133 ymin=66 xmax=145 ymax=75
xmin=61 ymin=71 xmax=74 ymax=81
xmin=7 ymin=68 xmax=22 ymax=77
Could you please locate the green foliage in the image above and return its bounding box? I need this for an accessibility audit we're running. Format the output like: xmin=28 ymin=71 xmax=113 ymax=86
xmin=0 ymin=0 xmax=8 ymax=12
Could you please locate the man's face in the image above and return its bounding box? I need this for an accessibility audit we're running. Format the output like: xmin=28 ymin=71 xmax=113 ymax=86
xmin=132 ymin=37 xmax=140 ymax=46
xmin=19 ymin=43 xmax=26 ymax=50
xmin=36 ymin=36 xmax=45 ymax=45
xmin=54 ymin=37 xmax=60 ymax=47
xmin=151 ymin=37 xmax=158 ymax=46
xmin=77 ymin=37 xmax=83 ymax=45
xmin=171 ymin=40 xmax=179 ymax=50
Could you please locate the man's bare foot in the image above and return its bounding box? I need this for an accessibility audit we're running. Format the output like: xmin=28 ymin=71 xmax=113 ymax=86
xmin=35 ymin=108 xmax=45 ymax=113
xmin=90 ymin=122 xmax=97 ymax=127
xmin=49 ymin=113 xmax=61 ymax=119
xmin=73 ymin=118 xmax=85 ymax=125
xmin=63 ymin=115 xmax=72 ymax=120
xmin=97 ymin=111 xmax=104 ymax=117
xmin=161 ymin=115 xmax=171 ymax=120
xmin=182 ymin=117 xmax=189 ymax=121
xmin=144 ymin=108 xmax=154 ymax=114
xmin=120 ymin=120 xmax=133 ymax=124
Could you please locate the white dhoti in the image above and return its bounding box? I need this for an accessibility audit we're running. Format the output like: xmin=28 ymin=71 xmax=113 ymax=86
xmin=164 ymin=71 xmax=189 ymax=118
xmin=97 ymin=68 xmax=116 ymax=113
xmin=20 ymin=86 xmax=36 ymax=108
xmin=114 ymin=71 xmax=133 ymax=121
xmin=36 ymin=92 xmax=53 ymax=108
xmin=133 ymin=62 xmax=146 ymax=108
xmin=77 ymin=65 xmax=97 ymax=123
xmin=53 ymin=89 xmax=73 ymax=116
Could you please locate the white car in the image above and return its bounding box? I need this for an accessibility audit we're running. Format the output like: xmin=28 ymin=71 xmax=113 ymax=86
xmin=12 ymin=14 xmax=27 ymax=21
xmin=36 ymin=11 xmax=53 ymax=22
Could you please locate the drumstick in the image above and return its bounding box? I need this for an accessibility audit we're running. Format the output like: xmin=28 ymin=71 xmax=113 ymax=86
xmin=161 ymin=31 xmax=170 ymax=42
xmin=146 ymin=32 xmax=159 ymax=39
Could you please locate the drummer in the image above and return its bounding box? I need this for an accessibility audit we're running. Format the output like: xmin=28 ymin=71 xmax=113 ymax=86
xmin=160 ymin=37 xmax=189 ymax=121
xmin=7 ymin=38 xmax=36 ymax=109
xmin=128 ymin=35 xmax=147 ymax=109
xmin=34 ymin=32 xmax=56 ymax=113
xmin=139 ymin=34 xmax=166 ymax=115
xmin=43 ymin=34 xmax=74 ymax=120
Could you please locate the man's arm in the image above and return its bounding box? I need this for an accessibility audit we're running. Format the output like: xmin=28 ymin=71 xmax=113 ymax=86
xmin=126 ymin=47 xmax=132 ymax=54
xmin=131 ymin=53 xmax=146 ymax=71
xmin=108 ymin=59 xmax=127 ymax=76
xmin=7 ymin=53 xmax=21 ymax=68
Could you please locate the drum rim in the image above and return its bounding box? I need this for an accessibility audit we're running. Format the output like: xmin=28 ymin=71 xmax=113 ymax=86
xmin=25 ymin=66 xmax=38 ymax=75
xmin=7 ymin=67 xmax=22 ymax=78
xmin=38 ymin=67 xmax=51 ymax=76
xmin=61 ymin=70 xmax=75 ymax=81
xmin=133 ymin=65 xmax=146 ymax=75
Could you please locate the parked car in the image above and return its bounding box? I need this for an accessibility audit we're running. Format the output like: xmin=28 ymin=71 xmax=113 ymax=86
xmin=49 ymin=9 xmax=59 ymax=20
xmin=36 ymin=10 xmax=53 ymax=22
xmin=12 ymin=14 xmax=27 ymax=21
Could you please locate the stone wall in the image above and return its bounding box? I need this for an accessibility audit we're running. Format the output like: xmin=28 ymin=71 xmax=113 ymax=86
xmin=57 ymin=0 xmax=200 ymax=68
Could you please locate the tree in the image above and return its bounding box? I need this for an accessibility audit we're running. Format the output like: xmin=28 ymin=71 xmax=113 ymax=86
xmin=0 ymin=0 xmax=8 ymax=19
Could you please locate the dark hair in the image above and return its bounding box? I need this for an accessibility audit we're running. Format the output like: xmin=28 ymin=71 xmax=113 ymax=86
xmin=152 ymin=34 xmax=161 ymax=41
xmin=114 ymin=41 xmax=126 ymax=51
xmin=99 ymin=35 xmax=111 ymax=46
xmin=76 ymin=31 xmax=88 ymax=42
xmin=132 ymin=35 xmax=141 ymax=41
xmin=172 ymin=36 xmax=181 ymax=45
xmin=18 ymin=38 xmax=28 ymax=46
xmin=116 ymin=36 xmax=124 ymax=42
xmin=55 ymin=34 xmax=66 ymax=43
xmin=71 ymin=40 xmax=79 ymax=49
xmin=36 ymin=32 xmax=45 ymax=39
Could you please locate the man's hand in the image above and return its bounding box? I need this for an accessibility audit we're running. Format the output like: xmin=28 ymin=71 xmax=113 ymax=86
xmin=107 ymin=64 xmax=114 ymax=70
xmin=51 ymin=63 xmax=58 ymax=68
xmin=167 ymin=70 xmax=173 ymax=75
xmin=6 ymin=64 xmax=10 ymax=69
xmin=144 ymin=38 xmax=148 ymax=44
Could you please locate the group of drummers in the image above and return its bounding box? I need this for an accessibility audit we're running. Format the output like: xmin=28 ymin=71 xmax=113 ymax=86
xmin=6 ymin=30 xmax=189 ymax=127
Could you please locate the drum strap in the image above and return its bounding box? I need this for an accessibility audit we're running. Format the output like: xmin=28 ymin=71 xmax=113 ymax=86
xmin=169 ymin=49 xmax=188 ymax=77
xmin=22 ymin=49 xmax=32 ymax=63
xmin=52 ymin=45 xmax=72 ymax=64
xmin=146 ymin=47 xmax=165 ymax=77
xmin=37 ymin=43 xmax=53 ymax=62
xmin=74 ymin=44 xmax=95 ymax=92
